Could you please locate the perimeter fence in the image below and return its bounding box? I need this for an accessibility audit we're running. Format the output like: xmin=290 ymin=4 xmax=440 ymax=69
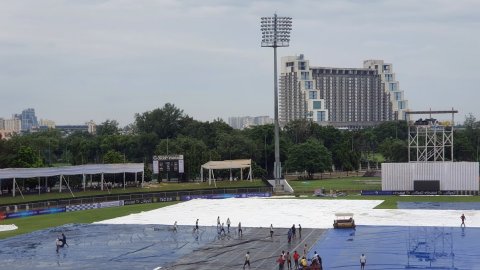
xmin=0 ymin=187 xmax=273 ymax=214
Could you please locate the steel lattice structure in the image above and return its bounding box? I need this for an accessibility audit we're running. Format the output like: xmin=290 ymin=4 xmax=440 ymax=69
xmin=407 ymin=110 xmax=457 ymax=162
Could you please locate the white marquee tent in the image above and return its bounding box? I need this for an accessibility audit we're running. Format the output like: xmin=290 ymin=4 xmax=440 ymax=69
xmin=0 ymin=163 xmax=144 ymax=197
xmin=200 ymin=159 xmax=252 ymax=186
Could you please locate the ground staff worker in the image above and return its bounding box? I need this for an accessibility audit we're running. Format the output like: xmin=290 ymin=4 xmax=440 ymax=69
xmin=243 ymin=251 xmax=250 ymax=269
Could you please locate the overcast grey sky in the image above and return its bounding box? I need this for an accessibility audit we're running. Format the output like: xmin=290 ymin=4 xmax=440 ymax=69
xmin=1 ymin=0 xmax=479 ymax=126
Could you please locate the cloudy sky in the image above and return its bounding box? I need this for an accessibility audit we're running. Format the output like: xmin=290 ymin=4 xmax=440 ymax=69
xmin=0 ymin=0 xmax=479 ymax=126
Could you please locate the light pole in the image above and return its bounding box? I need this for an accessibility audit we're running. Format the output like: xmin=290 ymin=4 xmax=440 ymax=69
xmin=261 ymin=14 xmax=292 ymax=190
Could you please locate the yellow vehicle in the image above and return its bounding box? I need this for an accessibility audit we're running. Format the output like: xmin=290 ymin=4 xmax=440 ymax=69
xmin=333 ymin=213 xmax=356 ymax=229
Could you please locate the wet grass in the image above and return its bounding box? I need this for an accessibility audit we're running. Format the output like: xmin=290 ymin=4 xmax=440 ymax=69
xmin=0 ymin=201 xmax=178 ymax=239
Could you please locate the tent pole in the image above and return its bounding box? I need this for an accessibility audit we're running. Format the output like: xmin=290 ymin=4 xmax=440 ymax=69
xmin=12 ymin=178 xmax=15 ymax=197
xmin=63 ymin=175 xmax=75 ymax=198
xmin=141 ymin=171 xmax=144 ymax=188
xmin=123 ymin=172 xmax=126 ymax=190
xmin=249 ymin=165 xmax=252 ymax=181
xmin=90 ymin=174 xmax=92 ymax=188
xmin=208 ymin=169 xmax=211 ymax=185
xmin=59 ymin=175 xmax=63 ymax=193
xmin=13 ymin=178 xmax=24 ymax=199
xmin=82 ymin=174 xmax=86 ymax=192
xmin=38 ymin=177 xmax=40 ymax=195
xmin=135 ymin=173 xmax=138 ymax=186
xmin=101 ymin=173 xmax=104 ymax=191
xmin=240 ymin=168 xmax=243 ymax=180
xmin=200 ymin=167 xmax=203 ymax=183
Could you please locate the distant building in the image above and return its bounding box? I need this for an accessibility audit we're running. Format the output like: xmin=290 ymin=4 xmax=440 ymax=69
xmin=39 ymin=119 xmax=56 ymax=128
xmin=228 ymin=116 xmax=273 ymax=130
xmin=363 ymin=60 xmax=409 ymax=120
xmin=86 ymin=120 xmax=96 ymax=134
xmin=280 ymin=54 xmax=408 ymax=129
xmin=3 ymin=118 xmax=21 ymax=133
xmin=0 ymin=117 xmax=21 ymax=139
xmin=14 ymin=108 xmax=38 ymax=132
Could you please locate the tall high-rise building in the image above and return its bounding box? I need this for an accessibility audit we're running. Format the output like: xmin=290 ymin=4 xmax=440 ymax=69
xmin=14 ymin=108 xmax=39 ymax=132
xmin=363 ymin=60 xmax=408 ymax=120
xmin=280 ymin=54 xmax=408 ymax=129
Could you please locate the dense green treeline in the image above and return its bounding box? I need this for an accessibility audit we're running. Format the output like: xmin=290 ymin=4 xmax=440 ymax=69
xmin=0 ymin=104 xmax=478 ymax=181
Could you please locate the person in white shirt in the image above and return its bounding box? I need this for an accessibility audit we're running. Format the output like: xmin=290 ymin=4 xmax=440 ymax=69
xmin=360 ymin=253 xmax=367 ymax=270
xmin=173 ymin=221 xmax=177 ymax=233
xmin=243 ymin=251 xmax=251 ymax=269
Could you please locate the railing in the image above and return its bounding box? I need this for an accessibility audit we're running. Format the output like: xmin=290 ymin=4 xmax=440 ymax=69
xmin=0 ymin=187 xmax=273 ymax=213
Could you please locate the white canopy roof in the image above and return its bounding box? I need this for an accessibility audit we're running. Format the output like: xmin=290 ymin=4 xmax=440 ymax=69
xmin=201 ymin=159 xmax=251 ymax=170
xmin=0 ymin=163 xmax=144 ymax=179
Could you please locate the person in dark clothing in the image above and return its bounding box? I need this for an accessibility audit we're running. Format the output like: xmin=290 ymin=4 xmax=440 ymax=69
xmin=298 ymin=224 xmax=302 ymax=238
xmin=61 ymin=233 xmax=68 ymax=247
xmin=461 ymin=214 xmax=466 ymax=227
xmin=291 ymin=224 xmax=296 ymax=238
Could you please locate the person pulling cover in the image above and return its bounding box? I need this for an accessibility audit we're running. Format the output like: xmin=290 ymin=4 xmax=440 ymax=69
xmin=55 ymin=233 xmax=68 ymax=253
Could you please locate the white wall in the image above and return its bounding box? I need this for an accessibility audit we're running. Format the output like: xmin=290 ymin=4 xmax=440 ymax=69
xmin=382 ymin=162 xmax=479 ymax=191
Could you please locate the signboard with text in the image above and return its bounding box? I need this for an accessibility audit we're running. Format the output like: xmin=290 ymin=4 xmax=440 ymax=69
xmin=153 ymin=154 xmax=185 ymax=182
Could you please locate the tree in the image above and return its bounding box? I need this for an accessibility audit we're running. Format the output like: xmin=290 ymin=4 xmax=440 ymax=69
xmin=103 ymin=150 xmax=124 ymax=163
xmin=11 ymin=146 xmax=44 ymax=168
xmin=286 ymin=139 xmax=332 ymax=179
xmin=378 ymin=138 xmax=408 ymax=162
xmin=96 ymin=120 xmax=120 ymax=136
xmin=135 ymin=103 xmax=185 ymax=139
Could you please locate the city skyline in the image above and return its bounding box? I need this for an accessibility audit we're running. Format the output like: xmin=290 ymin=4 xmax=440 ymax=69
xmin=1 ymin=0 xmax=479 ymax=126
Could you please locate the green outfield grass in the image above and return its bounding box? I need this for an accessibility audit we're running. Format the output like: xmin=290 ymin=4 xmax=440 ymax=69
xmin=288 ymin=177 xmax=382 ymax=193
xmin=0 ymin=179 xmax=268 ymax=205
xmin=0 ymin=201 xmax=178 ymax=239
xmin=288 ymin=176 xmax=480 ymax=209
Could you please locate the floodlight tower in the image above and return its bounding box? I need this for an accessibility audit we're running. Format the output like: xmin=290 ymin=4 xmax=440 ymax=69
xmin=261 ymin=14 xmax=292 ymax=190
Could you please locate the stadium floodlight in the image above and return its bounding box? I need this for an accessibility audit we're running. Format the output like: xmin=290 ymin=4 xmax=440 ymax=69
xmin=260 ymin=14 xmax=292 ymax=189
xmin=261 ymin=15 xmax=292 ymax=48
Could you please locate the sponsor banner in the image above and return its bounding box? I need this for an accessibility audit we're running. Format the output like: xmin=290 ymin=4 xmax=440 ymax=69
xmin=37 ymin=207 xmax=65 ymax=215
xmin=361 ymin=191 xmax=394 ymax=196
xmin=180 ymin=192 xmax=271 ymax=201
xmin=97 ymin=200 xmax=124 ymax=209
xmin=66 ymin=203 xmax=98 ymax=212
xmin=7 ymin=210 xmax=38 ymax=219
xmin=5 ymin=207 xmax=66 ymax=219
xmin=124 ymin=198 xmax=153 ymax=205
xmin=157 ymin=196 xmax=176 ymax=202
xmin=362 ymin=190 xmax=458 ymax=196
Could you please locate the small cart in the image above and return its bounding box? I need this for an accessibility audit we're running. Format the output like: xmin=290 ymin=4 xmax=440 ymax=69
xmin=333 ymin=212 xmax=356 ymax=229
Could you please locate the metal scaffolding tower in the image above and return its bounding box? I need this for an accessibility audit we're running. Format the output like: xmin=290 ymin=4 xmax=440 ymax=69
xmin=407 ymin=110 xmax=457 ymax=162
xmin=407 ymin=227 xmax=455 ymax=269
